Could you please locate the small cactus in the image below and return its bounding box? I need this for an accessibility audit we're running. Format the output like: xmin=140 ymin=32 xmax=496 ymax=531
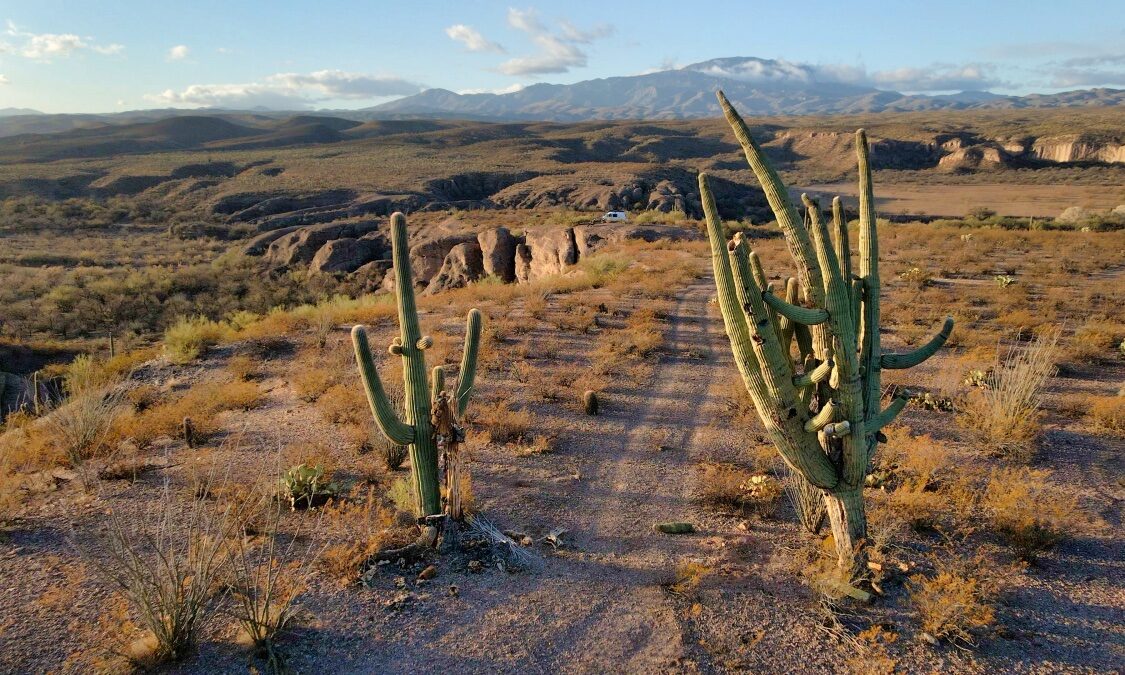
xmin=583 ymin=390 xmax=599 ymax=416
xmin=994 ymin=274 xmax=1015 ymax=287
xmin=182 ymin=416 xmax=195 ymax=448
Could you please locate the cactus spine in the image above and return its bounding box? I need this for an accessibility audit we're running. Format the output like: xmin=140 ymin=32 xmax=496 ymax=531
xmin=352 ymin=212 xmax=482 ymax=519
xmin=701 ymin=91 xmax=955 ymax=575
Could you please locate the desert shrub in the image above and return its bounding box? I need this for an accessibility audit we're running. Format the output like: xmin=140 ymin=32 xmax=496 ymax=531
xmin=164 ymin=316 xmax=230 ymax=364
xmin=908 ymin=556 xmax=996 ymax=646
xmin=982 ymin=467 xmax=1080 ymax=561
xmin=898 ymin=266 xmax=933 ymax=290
xmin=316 ymin=384 xmax=367 ymax=426
xmin=82 ymin=481 xmax=239 ymax=665
xmin=698 ymin=463 xmax=781 ymax=517
xmin=1067 ymin=320 xmax=1122 ymax=363
xmin=1087 ymin=394 xmax=1124 ymax=435
xmin=117 ymin=380 xmax=263 ymax=447
xmin=226 ymin=498 xmax=318 ymax=670
xmin=473 ymin=400 xmax=533 ymax=445
xmin=319 ymin=487 xmax=400 ymax=586
xmin=45 ymin=388 xmax=127 ymax=472
xmin=292 ymin=367 xmax=335 ymax=402
xmin=227 ymin=354 xmax=258 ymax=381
xmin=958 ymin=329 xmax=1059 ymax=460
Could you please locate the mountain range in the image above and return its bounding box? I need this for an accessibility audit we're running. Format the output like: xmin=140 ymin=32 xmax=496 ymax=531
xmin=1 ymin=57 xmax=1122 ymax=139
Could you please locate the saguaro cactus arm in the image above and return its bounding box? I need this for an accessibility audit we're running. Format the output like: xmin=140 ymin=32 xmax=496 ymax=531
xmin=881 ymin=317 xmax=955 ymax=369
xmin=763 ymin=291 xmax=830 ymax=325
xmin=352 ymin=325 xmax=415 ymax=445
xmin=868 ymin=394 xmax=910 ymax=433
xmin=454 ymin=308 xmax=482 ymax=417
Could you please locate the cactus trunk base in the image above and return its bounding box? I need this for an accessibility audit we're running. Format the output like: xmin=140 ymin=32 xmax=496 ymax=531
xmin=824 ymin=488 xmax=867 ymax=575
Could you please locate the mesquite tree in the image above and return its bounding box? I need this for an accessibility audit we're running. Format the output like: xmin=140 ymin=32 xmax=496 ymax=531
xmin=352 ymin=212 xmax=482 ymax=518
xmin=701 ymin=91 xmax=954 ymax=574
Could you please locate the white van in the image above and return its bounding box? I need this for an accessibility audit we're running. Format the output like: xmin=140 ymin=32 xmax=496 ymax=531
xmin=601 ymin=211 xmax=629 ymax=222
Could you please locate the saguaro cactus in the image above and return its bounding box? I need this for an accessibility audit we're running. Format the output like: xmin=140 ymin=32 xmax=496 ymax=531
xmin=701 ymin=91 xmax=954 ymax=575
xmin=352 ymin=212 xmax=483 ymax=518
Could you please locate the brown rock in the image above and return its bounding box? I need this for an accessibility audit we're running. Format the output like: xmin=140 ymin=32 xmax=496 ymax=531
xmin=477 ymin=227 xmax=518 ymax=282
xmin=524 ymin=228 xmax=578 ymax=280
xmin=309 ymin=234 xmax=389 ymax=274
xmin=514 ymin=243 xmax=533 ymax=284
xmin=264 ymin=220 xmax=381 ymax=269
xmin=383 ymin=233 xmax=477 ymax=291
xmin=424 ymin=242 xmax=485 ymax=294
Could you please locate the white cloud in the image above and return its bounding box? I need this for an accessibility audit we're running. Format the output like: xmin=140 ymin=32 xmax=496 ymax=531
xmin=0 ymin=74 xmax=9 ymax=85
xmin=4 ymin=20 xmax=123 ymax=61
xmin=497 ymin=8 xmax=612 ymax=76
xmin=446 ymin=24 xmax=504 ymax=53
xmin=557 ymin=20 xmax=613 ymax=44
xmin=685 ymin=57 xmax=1004 ymax=92
xmin=507 ymin=8 xmax=545 ymax=34
xmin=149 ymin=69 xmax=426 ymax=108
xmin=167 ymin=44 xmax=189 ymax=61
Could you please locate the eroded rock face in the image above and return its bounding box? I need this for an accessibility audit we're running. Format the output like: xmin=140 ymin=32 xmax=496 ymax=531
xmin=381 ymin=233 xmax=479 ymax=291
xmin=309 ymin=233 xmax=389 ymax=274
xmin=265 ymin=220 xmax=381 ymax=270
xmin=424 ymin=242 xmax=485 ymax=294
xmin=478 ymin=227 xmax=518 ymax=281
xmin=524 ymin=228 xmax=578 ymax=280
xmin=514 ymin=243 xmax=533 ymax=284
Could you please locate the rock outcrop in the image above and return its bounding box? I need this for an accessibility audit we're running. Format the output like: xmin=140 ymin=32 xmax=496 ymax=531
xmin=424 ymin=242 xmax=485 ymax=294
xmin=264 ymin=220 xmax=381 ymax=270
xmin=524 ymin=228 xmax=578 ymax=280
xmin=477 ymin=227 xmax=518 ymax=281
xmin=309 ymin=233 xmax=389 ymax=274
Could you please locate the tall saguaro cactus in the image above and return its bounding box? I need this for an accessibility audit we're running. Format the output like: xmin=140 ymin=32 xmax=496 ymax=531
xmin=701 ymin=91 xmax=954 ymax=574
xmin=352 ymin=212 xmax=483 ymax=518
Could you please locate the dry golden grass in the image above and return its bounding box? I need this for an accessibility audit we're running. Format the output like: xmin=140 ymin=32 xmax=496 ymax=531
xmin=957 ymin=329 xmax=1060 ymax=461
xmin=908 ymin=553 xmax=997 ymax=646
xmin=982 ymin=467 xmax=1082 ymax=561
xmin=114 ymin=379 xmax=263 ymax=448
xmin=698 ymin=462 xmax=782 ymax=517
xmin=1087 ymin=394 xmax=1125 ymax=435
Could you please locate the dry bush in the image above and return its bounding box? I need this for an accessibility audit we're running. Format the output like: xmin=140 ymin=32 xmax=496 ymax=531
xmin=44 ymin=387 xmax=127 ymax=472
xmin=227 ymin=354 xmax=258 ymax=381
xmin=316 ymin=384 xmax=367 ymax=426
xmin=958 ymin=329 xmax=1059 ymax=460
xmin=117 ymin=380 xmax=263 ymax=447
xmin=226 ymin=498 xmax=319 ymax=670
xmin=319 ymin=487 xmax=399 ymax=586
xmin=1087 ymin=394 xmax=1124 ymax=435
xmin=292 ymin=368 xmax=334 ymax=402
xmin=982 ymin=467 xmax=1081 ymax=561
xmin=1067 ymin=319 xmax=1122 ymax=363
xmin=698 ymin=462 xmax=781 ymax=517
xmin=164 ymin=315 xmax=231 ymax=364
xmin=668 ymin=561 xmax=711 ymax=597
xmin=908 ymin=554 xmax=996 ymax=646
xmin=472 ymin=400 xmax=534 ymax=445
xmin=81 ymin=480 xmax=241 ymax=665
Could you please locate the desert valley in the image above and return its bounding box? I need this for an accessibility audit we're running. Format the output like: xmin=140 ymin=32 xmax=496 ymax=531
xmin=0 ymin=11 xmax=1123 ymax=674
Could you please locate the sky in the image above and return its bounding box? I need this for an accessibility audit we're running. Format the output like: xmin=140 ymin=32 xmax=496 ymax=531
xmin=0 ymin=1 xmax=1123 ymax=114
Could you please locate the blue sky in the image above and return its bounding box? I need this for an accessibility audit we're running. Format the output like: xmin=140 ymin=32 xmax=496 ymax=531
xmin=1 ymin=1 xmax=1123 ymax=113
